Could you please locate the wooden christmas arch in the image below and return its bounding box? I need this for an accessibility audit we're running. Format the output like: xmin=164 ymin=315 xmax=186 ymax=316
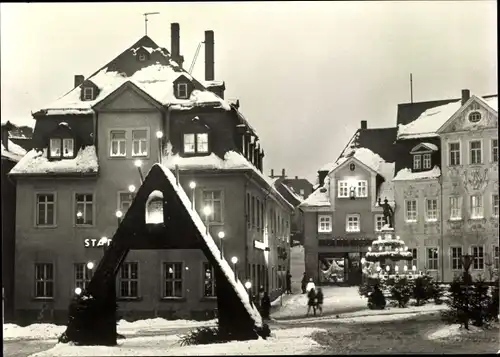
xmin=61 ymin=164 xmax=266 ymax=346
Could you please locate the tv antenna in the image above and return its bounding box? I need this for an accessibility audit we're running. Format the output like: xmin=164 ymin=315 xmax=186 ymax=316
xmin=143 ymin=12 xmax=160 ymax=36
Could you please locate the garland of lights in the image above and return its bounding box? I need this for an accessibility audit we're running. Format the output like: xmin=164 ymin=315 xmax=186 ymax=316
xmin=365 ymin=228 xmax=413 ymax=263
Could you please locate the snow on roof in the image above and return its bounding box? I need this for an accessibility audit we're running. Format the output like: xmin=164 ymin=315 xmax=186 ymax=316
xmin=203 ymin=80 xmax=225 ymax=87
xmin=324 ymin=147 xmax=393 ymax=180
xmin=41 ymin=62 xmax=231 ymax=114
xmin=393 ymin=166 xmax=441 ymax=181
xmin=300 ymin=178 xmax=330 ymax=207
xmin=280 ymin=182 xmax=304 ymax=204
xmin=1 ymin=143 xmax=25 ymax=162
xmin=10 ymin=146 xmax=98 ymax=175
xmin=2 ymin=139 xmax=27 ymax=157
xmin=376 ymin=162 xmax=395 ymax=204
xmin=155 ymin=164 xmax=263 ymax=328
xmin=421 ymin=142 xmax=438 ymax=151
xmin=479 ymin=95 xmax=498 ymax=112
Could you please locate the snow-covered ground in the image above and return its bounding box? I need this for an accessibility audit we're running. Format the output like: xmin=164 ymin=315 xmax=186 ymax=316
xmin=427 ymin=324 xmax=493 ymax=341
xmin=29 ymin=328 xmax=326 ymax=356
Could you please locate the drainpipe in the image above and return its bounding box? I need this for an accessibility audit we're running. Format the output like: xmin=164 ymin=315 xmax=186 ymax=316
xmin=440 ymin=175 xmax=444 ymax=282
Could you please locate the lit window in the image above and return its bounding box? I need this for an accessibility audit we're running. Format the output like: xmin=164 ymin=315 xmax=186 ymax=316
xmin=75 ymin=193 xmax=94 ymax=226
xmin=356 ymin=180 xmax=367 ymax=198
xmin=425 ymin=198 xmax=438 ymax=221
xmin=50 ymin=138 xmax=61 ymax=157
xmin=422 ymin=153 xmax=431 ymax=170
xmin=449 ymin=196 xmax=462 ymax=220
xmin=202 ymin=190 xmax=223 ymax=223
xmin=450 ymin=247 xmax=463 ymax=270
xmin=74 ymin=263 xmax=93 ymax=291
xmin=471 ymin=245 xmax=484 ymax=270
xmin=346 ymin=214 xmax=360 ymax=232
xmin=63 ymin=138 xmax=74 ymax=158
xmin=83 ymin=87 xmax=94 ymax=101
xmin=469 ymin=140 xmax=482 ymax=164
xmin=203 ymin=262 xmax=216 ymax=298
xmin=468 ymin=111 xmax=482 ymax=123
xmin=36 ymin=193 xmax=56 ymax=226
xmin=493 ymin=194 xmax=499 ymax=217
xmin=426 ymin=248 xmax=439 ymax=270
xmin=110 ymin=131 xmax=126 ymax=157
xmin=197 ymin=133 xmax=209 ymax=153
xmin=177 ymin=83 xmax=188 ymax=99
xmin=413 ymin=155 xmax=421 ymax=170
xmin=405 ymin=199 xmax=417 ymax=222
xmin=35 ymin=263 xmax=54 ymax=298
xmin=492 ymin=139 xmax=498 ymax=163
xmin=449 ymin=142 xmax=461 ymax=166
xmin=183 ymin=133 xmax=209 ymax=154
xmin=318 ymin=215 xmax=332 ymax=233
xmin=470 ymin=194 xmax=483 ymax=219
xmin=119 ymin=262 xmax=139 ymax=298
xmin=132 ymin=129 xmax=148 ymax=157
xmin=338 ymin=181 xmax=349 ymax=198
xmin=300 ymin=189 xmax=305 ymax=196
xmin=375 ymin=214 xmax=384 ymax=232
xmin=163 ymin=262 xmax=183 ymax=298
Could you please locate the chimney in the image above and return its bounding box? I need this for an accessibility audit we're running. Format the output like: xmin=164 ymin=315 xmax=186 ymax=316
xmin=271 ymin=169 xmax=274 ymax=177
xmin=461 ymin=89 xmax=470 ymax=105
xmin=318 ymin=171 xmax=328 ymax=187
xmin=205 ymin=30 xmax=215 ymax=81
xmin=171 ymin=23 xmax=184 ymax=67
xmin=282 ymin=168 xmax=286 ymax=178
xmin=360 ymin=120 xmax=367 ymax=130
xmin=74 ymin=75 xmax=84 ymax=88
xmin=295 ymin=176 xmax=298 ymax=179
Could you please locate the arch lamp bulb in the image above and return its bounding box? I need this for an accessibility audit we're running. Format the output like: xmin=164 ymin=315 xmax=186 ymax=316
xmin=128 ymin=185 xmax=136 ymax=193
xmin=361 ymin=257 xmax=366 ymax=264
xmin=412 ymin=265 xmax=417 ymax=272
xmin=115 ymin=210 xmax=123 ymax=218
xmin=75 ymin=287 xmax=82 ymax=295
xmin=368 ymin=247 xmax=372 ymax=252
xmin=404 ymin=265 xmax=408 ymax=271
xmin=385 ymin=265 xmax=390 ymax=272
xmin=203 ymin=206 xmax=212 ymax=217
xmin=244 ymin=281 xmax=252 ymax=289
xmin=76 ymin=211 xmax=83 ymax=218
xmin=231 ymin=256 xmax=238 ymax=264
xmin=189 ymin=181 xmax=196 ymax=189
xmin=86 ymin=262 xmax=94 ymax=270
xmin=134 ymin=159 xmax=142 ymax=168
xmin=156 ymin=131 xmax=163 ymax=139
xmin=218 ymin=231 xmax=225 ymax=239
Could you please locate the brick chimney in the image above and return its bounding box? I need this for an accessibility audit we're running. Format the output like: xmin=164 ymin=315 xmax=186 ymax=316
xmin=360 ymin=120 xmax=367 ymax=130
xmin=461 ymin=89 xmax=470 ymax=105
xmin=271 ymin=169 xmax=274 ymax=177
xmin=281 ymin=168 xmax=286 ymax=178
xmin=171 ymin=23 xmax=184 ymax=67
xmin=205 ymin=30 xmax=215 ymax=81
xmin=74 ymin=75 xmax=84 ymax=88
xmin=318 ymin=170 xmax=328 ymax=187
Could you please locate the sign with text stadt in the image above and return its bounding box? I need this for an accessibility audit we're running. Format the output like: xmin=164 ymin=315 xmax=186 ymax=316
xmin=84 ymin=237 xmax=112 ymax=248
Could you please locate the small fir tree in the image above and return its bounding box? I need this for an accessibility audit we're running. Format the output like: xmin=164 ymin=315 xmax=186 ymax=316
xmin=390 ymin=277 xmax=412 ymax=308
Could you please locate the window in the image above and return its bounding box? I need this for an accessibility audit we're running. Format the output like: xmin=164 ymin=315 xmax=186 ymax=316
xmin=338 ymin=181 xmax=349 ymax=198
xmin=132 ymin=129 xmax=148 ymax=157
xmin=470 ymin=194 xmax=483 ymax=219
xmin=449 ymin=142 xmax=461 ymax=166
xmin=492 ymin=139 xmax=498 ymax=163
xmin=202 ymin=190 xmax=223 ymax=223
xmin=251 ymin=196 xmax=255 ymax=227
xmin=471 ymin=245 xmax=484 ymax=270
xmin=422 ymin=153 xmax=431 ymax=170
xmin=35 ymin=263 xmax=54 ymax=298
xmin=405 ymin=200 xmax=417 ymax=222
xmin=183 ymin=133 xmax=209 ymax=154
xmin=83 ymin=87 xmax=94 ymax=101
xmin=118 ymin=192 xmax=134 ymax=213
xmin=470 ymin=140 xmax=482 ymax=164
xmin=138 ymin=53 xmax=146 ymax=62
xmin=346 ymin=214 xmax=360 ymax=232
xmin=450 ymin=247 xmax=463 ymax=270
xmin=468 ymin=111 xmax=482 ymax=123
xmin=356 ymin=180 xmax=368 ymax=197
xmin=425 ymin=199 xmax=438 ymax=221
xmin=246 ymin=193 xmax=251 ymax=227
xmin=256 ymin=198 xmax=260 ymax=230
xmin=163 ymin=262 xmax=183 ymax=298
xmin=36 ymin=193 xmax=56 ymax=226
xmin=426 ymin=248 xmax=438 ymax=270
xmin=110 ymin=130 xmax=126 ymax=157
xmin=75 ymin=193 xmax=94 ymax=226
xmin=50 ymin=138 xmax=61 ymax=157
xmin=62 ymin=138 xmax=74 ymax=158
xmin=177 ymin=83 xmax=188 ymax=99
xmin=413 ymin=155 xmax=421 ymax=170
xmin=411 ymin=248 xmax=418 ymax=270
xmin=493 ymin=194 xmax=499 ymax=217
xmin=74 ymin=263 xmax=93 ymax=291
xmin=494 ymin=246 xmax=499 ymax=270
xmin=203 ymin=263 xmax=216 ymax=297
xmin=119 ymin=262 xmax=139 ymax=298
xmin=318 ymin=215 xmax=332 ymax=233
xmin=449 ymin=197 xmax=462 ymax=220
xmin=375 ymin=215 xmax=384 ymax=232
xmin=300 ymin=189 xmax=305 ymax=196
xmin=261 ymin=201 xmax=265 ymax=233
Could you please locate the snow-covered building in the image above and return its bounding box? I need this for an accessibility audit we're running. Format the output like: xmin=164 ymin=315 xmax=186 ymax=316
xmin=393 ymin=89 xmax=498 ymax=282
xmin=299 ymin=121 xmax=398 ymax=285
xmin=9 ymin=24 xmax=293 ymax=324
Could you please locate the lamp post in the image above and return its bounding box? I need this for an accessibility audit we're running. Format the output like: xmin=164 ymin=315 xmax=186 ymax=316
xmin=218 ymin=231 xmax=225 ymax=259
xmin=128 ymin=185 xmax=136 ymax=194
xmin=156 ymin=131 xmax=163 ymax=164
xmin=115 ymin=210 xmax=123 ymax=226
xmin=461 ymin=254 xmax=474 ymax=330
xmin=203 ymin=206 xmax=212 ymax=235
xmin=245 ymin=280 xmax=253 ymax=307
xmin=189 ymin=181 xmax=196 ymax=210
xmin=231 ymin=256 xmax=238 ymax=280
xmin=134 ymin=159 xmax=144 ymax=183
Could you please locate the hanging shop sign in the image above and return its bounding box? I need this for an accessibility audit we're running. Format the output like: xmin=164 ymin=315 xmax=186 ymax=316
xmin=84 ymin=237 xmax=112 ymax=248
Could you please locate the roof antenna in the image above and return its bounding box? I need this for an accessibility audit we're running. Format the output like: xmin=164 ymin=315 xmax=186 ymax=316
xmin=143 ymin=12 xmax=160 ymax=36
xmin=410 ymin=73 xmax=414 ymax=104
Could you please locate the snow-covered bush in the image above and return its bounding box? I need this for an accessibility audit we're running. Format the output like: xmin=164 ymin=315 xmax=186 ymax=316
xmin=412 ymin=275 xmax=433 ymax=306
xmin=368 ymin=285 xmax=386 ymax=310
xmin=179 ymin=325 xmax=227 ymax=346
xmin=389 ymin=277 xmax=412 ymax=308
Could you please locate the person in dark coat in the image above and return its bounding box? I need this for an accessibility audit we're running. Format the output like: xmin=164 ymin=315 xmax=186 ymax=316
xmin=301 ymin=272 xmax=308 ymax=294
xmin=260 ymin=291 xmax=271 ymax=319
xmin=316 ymin=288 xmax=324 ymax=316
xmin=306 ymin=288 xmax=317 ymax=316
xmin=286 ymin=270 xmax=292 ymax=294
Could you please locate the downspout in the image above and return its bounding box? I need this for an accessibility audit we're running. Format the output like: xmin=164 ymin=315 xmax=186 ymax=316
xmin=440 ymin=174 xmax=444 ymax=282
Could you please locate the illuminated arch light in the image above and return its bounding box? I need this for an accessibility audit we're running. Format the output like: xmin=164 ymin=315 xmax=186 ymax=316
xmin=146 ymin=190 xmax=164 ymax=224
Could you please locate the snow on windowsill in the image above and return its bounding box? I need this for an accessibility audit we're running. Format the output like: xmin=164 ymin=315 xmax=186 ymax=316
xmin=393 ymin=166 xmax=441 ymax=181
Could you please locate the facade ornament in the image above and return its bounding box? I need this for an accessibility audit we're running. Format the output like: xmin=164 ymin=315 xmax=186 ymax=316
xmin=463 ymin=168 xmax=489 ymax=192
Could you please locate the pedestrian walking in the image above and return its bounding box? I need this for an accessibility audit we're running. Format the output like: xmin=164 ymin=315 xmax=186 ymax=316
xmin=286 ymin=270 xmax=292 ymax=294
xmin=301 ymin=272 xmax=308 ymax=294
xmin=316 ymin=288 xmax=324 ymax=316
xmin=305 ymin=278 xmax=315 ymax=293
xmin=260 ymin=291 xmax=271 ymax=319
xmin=306 ymin=288 xmax=317 ymax=316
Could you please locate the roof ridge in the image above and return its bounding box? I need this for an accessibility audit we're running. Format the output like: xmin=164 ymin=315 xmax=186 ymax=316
xmin=398 ymin=93 xmax=498 ymax=107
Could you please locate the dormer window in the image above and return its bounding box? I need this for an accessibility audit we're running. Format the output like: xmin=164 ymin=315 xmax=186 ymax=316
xmin=50 ymin=138 xmax=62 ymax=157
xmin=422 ymin=153 xmax=431 ymax=169
xmin=411 ymin=142 xmax=437 ymax=172
xmin=413 ymin=155 xmax=421 ymax=170
xmin=83 ymin=87 xmax=94 ymax=101
xmin=63 ymin=138 xmax=74 ymax=157
xmin=49 ymin=137 xmax=74 ymax=159
xmin=183 ymin=133 xmax=209 ymax=154
xmin=177 ymin=83 xmax=188 ymax=99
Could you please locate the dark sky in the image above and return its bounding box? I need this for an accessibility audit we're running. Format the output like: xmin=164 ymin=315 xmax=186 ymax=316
xmin=1 ymin=2 xmax=497 ymax=182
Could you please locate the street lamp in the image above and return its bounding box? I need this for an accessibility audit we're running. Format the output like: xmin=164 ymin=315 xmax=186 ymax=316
xmin=189 ymin=181 xmax=196 ymax=209
xmin=75 ymin=287 xmax=82 ymax=295
xmin=134 ymin=159 xmax=144 ymax=183
xmin=218 ymin=231 xmax=225 ymax=259
xmin=86 ymin=261 xmax=94 ymax=270
xmin=156 ymin=131 xmax=163 ymax=163
xmin=115 ymin=210 xmax=123 ymax=225
xmin=231 ymin=256 xmax=238 ymax=280
xmin=128 ymin=185 xmax=136 ymax=193
xmin=203 ymin=206 xmax=212 ymax=234
xmin=244 ymin=280 xmax=253 ymax=307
